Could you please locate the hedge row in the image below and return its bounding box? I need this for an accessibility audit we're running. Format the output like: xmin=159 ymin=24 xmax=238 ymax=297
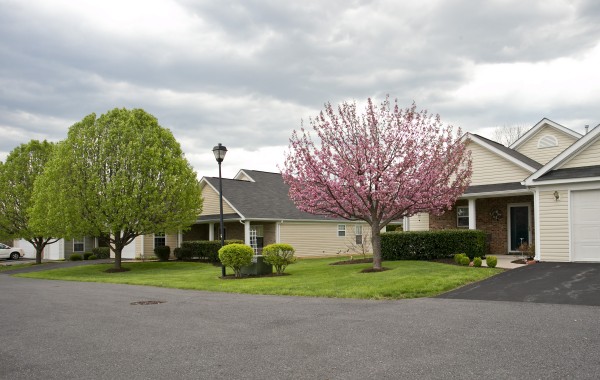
xmin=381 ymin=230 xmax=487 ymax=260
xmin=175 ymin=240 xmax=244 ymax=262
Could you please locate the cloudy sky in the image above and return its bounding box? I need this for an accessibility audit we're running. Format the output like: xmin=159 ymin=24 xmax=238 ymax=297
xmin=2 ymin=0 xmax=600 ymax=177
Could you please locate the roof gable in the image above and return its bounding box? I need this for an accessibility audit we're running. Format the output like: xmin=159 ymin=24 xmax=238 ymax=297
xmin=525 ymin=124 xmax=600 ymax=185
xmin=510 ymin=118 xmax=581 ymax=150
xmin=462 ymin=134 xmax=541 ymax=187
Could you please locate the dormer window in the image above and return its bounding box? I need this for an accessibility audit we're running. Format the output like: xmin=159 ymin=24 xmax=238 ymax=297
xmin=537 ymin=135 xmax=558 ymax=149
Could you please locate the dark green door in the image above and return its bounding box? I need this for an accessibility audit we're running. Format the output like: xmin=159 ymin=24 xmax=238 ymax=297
xmin=510 ymin=206 xmax=529 ymax=251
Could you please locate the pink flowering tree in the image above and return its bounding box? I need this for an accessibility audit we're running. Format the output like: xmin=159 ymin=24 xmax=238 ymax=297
xmin=281 ymin=97 xmax=472 ymax=270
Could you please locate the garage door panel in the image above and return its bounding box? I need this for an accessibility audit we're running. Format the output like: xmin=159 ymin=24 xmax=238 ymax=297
xmin=571 ymin=190 xmax=600 ymax=262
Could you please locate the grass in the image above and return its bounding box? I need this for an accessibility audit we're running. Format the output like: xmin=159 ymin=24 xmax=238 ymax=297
xmin=14 ymin=257 xmax=503 ymax=300
xmin=0 ymin=262 xmax=36 ymax=272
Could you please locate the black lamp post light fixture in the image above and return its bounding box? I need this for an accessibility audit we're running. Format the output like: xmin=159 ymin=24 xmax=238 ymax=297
xmin=212 ymin=143 xmax=228 ymax=277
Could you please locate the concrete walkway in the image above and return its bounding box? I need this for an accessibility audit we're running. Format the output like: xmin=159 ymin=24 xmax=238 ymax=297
xmin=486 ymin=254 xmax=530 ymax=269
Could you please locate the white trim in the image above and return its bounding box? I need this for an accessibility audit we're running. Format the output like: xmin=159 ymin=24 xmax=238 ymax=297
xmin=510 ymin=118 xmax=582 ymax=150
xmin=460 ymin=189 xmax=533 ymax=199
xmin=233 ymin=169 xmax=256 ymax=182
xmin=208 ymin=222 xmax=215 ymax=241
xmin=464 ymin=133 xmax=538 ymax=172
xmin=244 ymin=221 xmax=251 ymax=246
xmin=276 ymin=222 xmax=281 ymax=243
xmin=199 ymin=177 xmax=246 ymax=219
xmin=403 ymin=216 xmax=410 ymax=231
xmin=507 ymin=203 xmax=531 ymax=252
xmin=468 ymin=199 xmax=476 ymax=229
xmin=568 ymin=189 xmax=573 ymax=262
xmin=533 ymin=189 xmax=541 ymax=261
xmin=528 ymin=176 xmax=600 ymax=186
xmin=524 ymin=124 xmax=600 ymax=186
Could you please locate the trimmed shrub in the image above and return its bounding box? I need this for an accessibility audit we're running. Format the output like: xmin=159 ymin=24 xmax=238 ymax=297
xmin=83 ymin=252 xmax=93 ymax=260
xmin=218 ymin=244 xmax=254 ymax=278
xmin=225 ymin=239 xmax=244 ymax=245
xmin=382 ymin=230 xmax=486 ymax=261
xmin=454 ymin=253 xmax=465 ymax=264
xmin=92 ymin=247 xmax=110 ymax=259
xmin=180 ymin=241 xmax=221 ymax=261
xmin=473 ymin=257 xmax=482 ymax=267
xmin=69 ymin=253 xmax=83 ymax=261
xmin=486 ymin=255 xmax=498 ymax=268
xmin=88 ymin=255 xmax=98 ymax=260
xmin=154 ymin=246 xmax=171 ymax=261
xmin=460 ymin=256 xmax=470 ymax=266
xmin=262 ymin=243 xmax=296 ymax=274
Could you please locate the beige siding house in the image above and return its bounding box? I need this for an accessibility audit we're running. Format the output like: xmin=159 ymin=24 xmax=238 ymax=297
xmin=407 ymin=118 xmax=600 ymax=263
xmin=176 ymin=170 xmax=371 ymax=258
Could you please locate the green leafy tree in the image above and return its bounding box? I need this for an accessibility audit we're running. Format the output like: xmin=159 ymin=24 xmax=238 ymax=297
xmin=30 ymin=108 xmax=202 ymax=270
xmin=0 ymin=140 xmax=58 ymax=264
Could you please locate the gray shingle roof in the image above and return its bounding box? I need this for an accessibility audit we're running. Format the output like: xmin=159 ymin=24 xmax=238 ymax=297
xmin=203 ymin=170 xmax=344 ymax=221
xmin=464 ymin=182 xmax=528 ymax=195
xmin=472 ymin=134 xmax=543 ymax=170
xmin=534 ymin=165 xmax=600 ymax=182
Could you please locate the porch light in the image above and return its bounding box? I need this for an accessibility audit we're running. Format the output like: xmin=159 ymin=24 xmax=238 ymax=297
xmin=213 ymin=143 xmax=227 ymax=277
xmin=554 ymin=191 xmax=560 ymax=201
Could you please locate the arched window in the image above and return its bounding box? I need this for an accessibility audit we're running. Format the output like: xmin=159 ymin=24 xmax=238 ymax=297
xmin=537 ymin=135 xmax=558 ymax=149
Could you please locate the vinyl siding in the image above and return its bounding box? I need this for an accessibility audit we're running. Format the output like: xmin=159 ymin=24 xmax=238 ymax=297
xmin=201 ymin=185 xmax=236 ymax=215
xmin=538 ymin=190 xmax=569 ymax=261
xmin=134 ymin=234 xmax=179 ymax=259
xmin=408 ymin=213 xmax=429 ymax=231
xmin=279 ymin=222 xmax=371 ymax=257
xmin=560 ymin=136 xmax=600 ymax=169
xmin=515 ymin=127 xmax=578 ymax=165
xmin=468 ymin=141 xmax=531 ymax=186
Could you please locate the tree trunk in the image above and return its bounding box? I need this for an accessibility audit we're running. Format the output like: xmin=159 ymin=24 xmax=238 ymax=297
xmin=371 ymin=222 xmax=382 ymax=270
xmin=35 ymin=245 xmax=44 ymax=265
xmin=113 ymin=246 xmax=122 ymax=270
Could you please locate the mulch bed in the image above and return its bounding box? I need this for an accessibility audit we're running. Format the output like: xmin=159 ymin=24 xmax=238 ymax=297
xmin=330 ymin=258 xmax=373 ymax=265
xmin=104 ymin=267 xmax=131 ymax=273
xmin=220 ymin=272 xmax=290 ymax=280
xmin=360 ymin=267 xmax=390 ymax=273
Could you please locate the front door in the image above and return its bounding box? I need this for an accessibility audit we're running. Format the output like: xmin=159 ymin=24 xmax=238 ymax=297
xmin=509 ymin=205 xmax=530 ymax=251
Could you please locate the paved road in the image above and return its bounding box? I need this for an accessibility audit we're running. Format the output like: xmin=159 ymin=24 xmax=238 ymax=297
xmin=438 ymin=262 xmax=600 ymax=306
xmin=2 ymin=273 xmax=600 ymax=379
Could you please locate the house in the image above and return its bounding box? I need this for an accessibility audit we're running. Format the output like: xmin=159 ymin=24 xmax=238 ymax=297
xmin=12 ymin=236 xmax=115 ymax=260
xmin=156 ymin=169 xmax=372 ymax=258
xmin=406 ymin=118 xmax=600 ymax=262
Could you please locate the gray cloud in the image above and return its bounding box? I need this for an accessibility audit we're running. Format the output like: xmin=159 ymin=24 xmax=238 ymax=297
xmin=1 ymin=0 xmax=600 ymax=174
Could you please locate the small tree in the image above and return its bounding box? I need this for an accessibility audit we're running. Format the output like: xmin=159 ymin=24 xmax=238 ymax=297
xmin=282 ymin=97 xmax=472 ymax=271
xmin=0 ymin=140 xmax=59 ymax=264
xmin=492 ymin=124 xmax=526 ymax=146
xmin=263 ymin=243 xmax=296 ymax=274
xmin=218 ymin=244 xmax=254 ymax=278
xmin=30 ymin=108 xmax=202 ymax=271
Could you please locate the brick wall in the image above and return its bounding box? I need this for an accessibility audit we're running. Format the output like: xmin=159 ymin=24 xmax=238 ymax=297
xmin=429 ymin=195 xmax=534 ymax=255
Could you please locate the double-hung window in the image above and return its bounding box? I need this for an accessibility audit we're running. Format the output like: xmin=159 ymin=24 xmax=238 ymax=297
xmin=457 ymin=206 xmax=469 ymax=228
xmin=337 ymin=224 xmax=346 ymax=237
xmin=73 ymin=238 xmax=84 ymax=252
xmin=154 ymin=233 xmax=166 ymax=248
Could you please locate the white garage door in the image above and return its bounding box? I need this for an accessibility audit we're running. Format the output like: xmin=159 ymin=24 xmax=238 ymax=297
xmin=571 ymin=190 xmax=600 ymax=262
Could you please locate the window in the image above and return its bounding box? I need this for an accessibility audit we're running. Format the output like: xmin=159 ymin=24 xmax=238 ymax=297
xmin=73 ymin=238 xmax=84 ymax=252
xmin=249 ymin=225 xmax=264 ymax=253
xmin=457 ymin=206 xmax=469 ymax=228
xmin=355 ymin=225 xmax=363 ymax=245
xmin=154 ymin=233 xmax=166 ymax=248
xmin=337 ymin=224 xmax=346 ymax=237
xmin=537 ymin=135 xmax=558 ymax=149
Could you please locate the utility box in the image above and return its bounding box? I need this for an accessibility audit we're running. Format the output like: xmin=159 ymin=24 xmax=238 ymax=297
xmin=241 ymin=255 xmax=272 ymax=276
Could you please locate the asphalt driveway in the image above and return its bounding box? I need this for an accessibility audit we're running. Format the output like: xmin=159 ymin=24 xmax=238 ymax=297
xmin=438 ymin=262 xmax=600 ymax=306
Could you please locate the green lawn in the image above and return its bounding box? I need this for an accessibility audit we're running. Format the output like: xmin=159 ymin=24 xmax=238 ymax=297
xmin=14 ymin=257 xmax=502 ymax=299
xmin=0 ymin=263 xmax=36 ymax=272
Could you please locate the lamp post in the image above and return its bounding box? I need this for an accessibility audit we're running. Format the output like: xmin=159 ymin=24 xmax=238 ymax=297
xmin=212 ymin=143 xmax=228 ymax=277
